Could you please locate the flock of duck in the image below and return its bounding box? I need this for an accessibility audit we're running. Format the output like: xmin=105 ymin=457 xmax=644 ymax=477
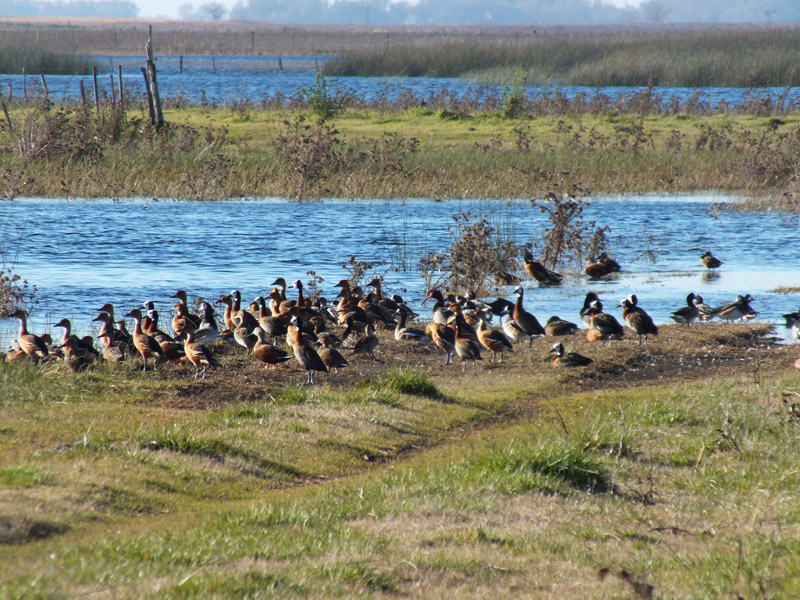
xmin=4 ymin=250 xmax=796 ymax=382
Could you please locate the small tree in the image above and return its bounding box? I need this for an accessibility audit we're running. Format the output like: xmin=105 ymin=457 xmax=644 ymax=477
xmin=200 ymin=2 xmax=227 ymax=19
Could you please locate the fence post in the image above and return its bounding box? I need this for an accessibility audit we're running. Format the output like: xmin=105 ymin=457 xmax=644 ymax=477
xmin=92 ymin=66 xmax=100 ymax=115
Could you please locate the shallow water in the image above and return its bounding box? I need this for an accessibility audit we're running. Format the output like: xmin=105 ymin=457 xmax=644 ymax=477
xmin=1 ymin=195 xmax=798 ymax=347
xmin=3 ymin=56 xmax=799 ymax=108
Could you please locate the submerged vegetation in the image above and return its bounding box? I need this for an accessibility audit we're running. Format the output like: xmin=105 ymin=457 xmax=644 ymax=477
xmin=325 ymin=28 xmax=800 ymax=88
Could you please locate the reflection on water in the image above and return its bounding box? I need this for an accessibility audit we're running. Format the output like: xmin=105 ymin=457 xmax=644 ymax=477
xmin=0 ymin=195 xmax=798 ymax=346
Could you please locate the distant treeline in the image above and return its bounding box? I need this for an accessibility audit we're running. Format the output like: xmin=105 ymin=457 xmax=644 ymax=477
xmin=0 ymin=44 xmax=97 ymax=75
xmin=325 ymin=27 xmax=800 ymax=88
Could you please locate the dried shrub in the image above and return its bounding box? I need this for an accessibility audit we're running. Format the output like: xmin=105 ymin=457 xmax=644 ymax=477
xmin=0 ymin=268 xmax=36 ymax=318
xmin=274 ymin=115 xmax=344 ymax=199
xmin=444 ymin=212 xmax=520 ymax=295
xmin=532 ymin=186 xmax=610 ymax=272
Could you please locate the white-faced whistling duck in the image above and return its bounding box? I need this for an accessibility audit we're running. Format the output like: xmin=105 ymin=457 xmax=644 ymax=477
xmin=422 ymin=290 xmax=454 ymax=325
xmin=317 ymin=332 xmax=348 ymax=373
xmin=426 ymin=322 xmax=455 ymax=366
xmin=10 ymin=309 xmax=49 ymax=364
xmin=700 ymin=251 xmax=723 ymax=270
xmin=393 ymin=309 xmax=428 ymax=342
xmin=511 ymin=286 xmax=545 ymax=346
xmin=549 ymin=342 xmax=593 ymax=368
xmin=523 ymin=249 xmax=563 ymax=286
xmin=193 ymin=301 xmax=220 ymax=345
xmin=351 ymin=321 xmax=380 ymax=361
xmin=252 ymin=327 xmax=292 ymax=370
xmin=145 ymin=310 xmax=184 ymax=362
xmin=544 ymin=315 xmax=580 ymax=337
xmin=671 ymin=293 xmax=700 ymax=326
xmin=693 ymin=295 xmax=716 ymax=322
xmin=586 ymin=300 xmax=624 ymax=345
xmin=254 ymin=296 xmax=287 ymax=345
xmin=183 ymin=332 xmax=218 ymax=379
xmin=476 ymin=317 xmax=513 ymax=363
xmin=125 ymin=308 xmax=165 ymax=371
xmin=453 ymin=319 xmax=483 ymax=371
xmin=713 ymin=294 xmax=757 ymax=322
xmin=579 ymin=292 xmax=601 ymax=327
xmin=287 ymin=316 xmax=327 ymax=384
xmin=619 ymin=295 xmax=659 ymax=346
xmin=501 ymin=314 xmax=531 ymax=346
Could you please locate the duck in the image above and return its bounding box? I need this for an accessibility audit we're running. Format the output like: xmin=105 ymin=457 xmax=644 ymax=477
xmin=145 ymin=310 xmax=184 ymax=362
xmin=713 ymin=294 xmax=757 ymax=322
xmin=193 ymin=301 xmax=221 ymax=345
xmin=96 ymin=331 xmax=125 ymax=363
xmin=784 ymin=308 xmax=800 ymax=343
xmin=452 ymin=319 xmax=483 ymax=371
xmin=171 ymin=302 xmax=198 ymax=340
xmin=619 ymin=294 xmax=658 ymax=345
xmin=523 ymin=249 xmax=562 ymax=286
xmin=97 ymin=303 xmax=134 ymax=351
xmin=597 ymin=252 xmax=622 ymax=273
xmin=671 ymin=293 xmax=700 ymax=326
xmin=10 ymin=309 xmax=49 ymax=364
xmin=700 ymin=251 xmax=723 ymax=270
xmin=316 ymin=332 xmax=348 ymax=373
xmin=53 ymin=318 xmax=99 ymax=360
xmin=693 ymin=294 xmax=717 ymax=322
xmin=549 ymin=342 xmax=593 ymax=367
xmin=366 ymin=277 xmax=401 ymax=313
xmin=92 ymin=312 xmax=128 ymax=357
xmin=6 ymin=340 xmax=28 ymax=363
xmin=171 ymin=290 xmax=202 ymax=327
xmin=182 ymin=332 xmax=218 ymax=379
xmin=583 ymin=252 xmax=620 ymax=279
xmin=252 ymin=327 xmax=292 ymax=370
xmin=393 ymin=309 xmax=428 ymax=342
xmin=511 ymin=286 xmax=545 ymax=346
xmin=579 ymin=292 xmax=602 ymax=327
xmin=253 ymin=296 xmax=289 ymax=345
xmin=501 ymin=313 xmax=531 ymax=346
xmin=476 ymin=317 xmax=513 ymax=363
xmin=217 ymin=294 xmax=238 ymax=334
xmin=585 ymin=300 xmax=624 ymax=345
xmin=351 ymin=322 xmax=380 ymax=361
xmin=58 ymin=337 xmax=95 ymax=372
xmin=486 ymin=297 xmax=515 ymax=319
xmin=232 ymin=315 xmax=259 ymax=353
xmin=544 ymin=315 xmax=580 ymax=337
xmin=125 ymin=308 xmax=165 ymax=371
xmin=287 ymin=316 xmax=327 ymax=384
xmin=422 ymin=289 xmax=455 ymax=325
xmin=426 ymin=322 xmax=455 ymax=366
xmin=271 ymin=278 xmax=295 ymax=313
xmin=230 ymin=290 xmax=259 ymax=332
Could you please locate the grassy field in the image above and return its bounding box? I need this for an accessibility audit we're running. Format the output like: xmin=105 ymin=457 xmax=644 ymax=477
xmin=1 ymin=100 xmax=800 ymax=205
xmin=2 ymin=322 xmax=800 ymax=597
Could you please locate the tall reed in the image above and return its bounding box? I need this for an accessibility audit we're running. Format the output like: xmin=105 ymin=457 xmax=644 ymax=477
xmin=0 ymin=43 xmax=97 ymax=75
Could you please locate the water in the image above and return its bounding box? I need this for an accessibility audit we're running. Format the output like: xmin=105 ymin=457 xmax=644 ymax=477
xmin=3 ymin=55 xmax=800 ymax=109
xmin=1 ymin=195 xmax=798 ymax=347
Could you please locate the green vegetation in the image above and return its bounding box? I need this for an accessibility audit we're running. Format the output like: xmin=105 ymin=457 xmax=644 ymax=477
xmin=2 ymin=327 xmax=800 ymax=597
xmin=0 ymin=42 xmax=97 ymax=75
xmin=325 ymin=28 xmax=800 ymax=87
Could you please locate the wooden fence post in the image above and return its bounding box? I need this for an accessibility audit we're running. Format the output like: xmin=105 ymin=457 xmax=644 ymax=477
xmin=144 ymin=25 xmax=164 ymax=127
xmin=92 ymin=66 xmax=99 ymax=115
xmin=118 ymin=64 xmax=123 ymax=110
xmin=40 ymin=74 xmax=48 ymax=101
xmin=79 ymin=80 xmax=87 ymax=106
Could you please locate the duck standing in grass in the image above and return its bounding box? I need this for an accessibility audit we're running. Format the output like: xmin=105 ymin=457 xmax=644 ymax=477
xmin=476 ymin=317 xmax=513 ymax=363
xmin=125 ymin=308 xmax=165 ymax=371
xmin=511 ymin=285 xmax=545 ymax=346
xmin=183 ymin=332 xmax=219 ymax=379
xmin=585 ymin=300 xmax=624 ymax=345
xmin=287 ymin=316 xmax=327 ymax=384
xmin=10 ymin=309 xmax=49 ymax=364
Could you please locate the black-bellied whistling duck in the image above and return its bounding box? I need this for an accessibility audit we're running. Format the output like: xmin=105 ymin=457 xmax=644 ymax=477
xmin=287 ymin=316 xmax=327 ymax=384
xmin=523 ymin=249 xmax=563 ymax=286
xmin=393 ymin=310 xmax=428 ymax=342
xmin=171 ymin=290 xmax=202 ymax=329
xmin=453 ymin=319 xmax=482 ymax=371
xmin=671 ymin=293 xmax=700 ymax=326
xmin=125 ymin=309 xmax=165 ymax=371
xmin=10 ymin=309 xmax=48 ymax=364
xmin=351 ymin=320 xmax=379 ymax=361
xmin=193 ymin=301 xmax=220 ymax=345
xmin=549 ymin=342 xmax=593 ymax=367
xmin=422 ymin=290 xmax=454 ymax=325
xmin=501 ymin=314 xmax=531 ymax=346
xmin=585 ymin=300 xmax=624 ymax=345
xmin=579 ymin=292 xmax=601 ymax=327
xmin=183 ymin=332 xmax=218 ymax=379
xmin=254 ymin=296 xmax=288 ymax=345
xmin=700 ymin=251 xmax=722 ymax=270
xmin=544 ymin=316 xmax=580 ymax=337
xmin=476 ymin=318 xmax=513 ymax=363
xmin=54 ymin=318 xmax=99 ymax=360
xmin=619 ymin=295 xmax=659 ymax=346
xmin=317 ymin=332 xmax=348 ymax=373
xmin=426 ymin=322 xmax=455 ymax=366
xmin=511 ymin=286 xmax=545 ymax=346
xmin=252 ymin=327 xmax=292 ymax=370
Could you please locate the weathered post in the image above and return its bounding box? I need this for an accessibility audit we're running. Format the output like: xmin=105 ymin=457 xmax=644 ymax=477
xmin=117 ymin=64 xmax=123 ymax=110
xmin=179 ymin=56 xmax=183 ymax=73
xmin=141 ymin=67 xmax=155 ymax=124
xmin=6 ymin=83 xmax=11 ymax=101
xmin=1 ymin=101 xmax=13 ymax=132
xmin=79 ymin=80 xmax=87 ymax=106
xmin=92 ymin=66 xmax=99 ymax=115
xmin=109 ymin=74 xmax=116 ymax=107
xmin=144 ymin=25 xmax=164 ymax=127
xmin=22 ymin=67 xmax=26 ymax=103
xmin=40 ymin=75 xmax=48 ymax=101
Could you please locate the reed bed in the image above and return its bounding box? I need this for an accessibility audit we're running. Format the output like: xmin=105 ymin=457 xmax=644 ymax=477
xmin=325 ymin=27 xmax=800 ymax=87
xmin=0 ymin=43 xmax=97 ymax=75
